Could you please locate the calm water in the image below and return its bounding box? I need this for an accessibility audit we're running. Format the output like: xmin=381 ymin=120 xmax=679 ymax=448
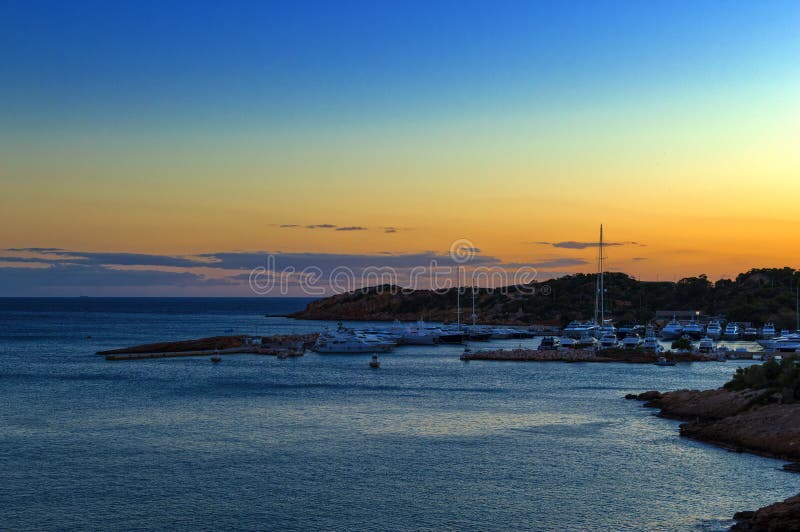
xmin=0 ymin=298 xmax=796 ymax=531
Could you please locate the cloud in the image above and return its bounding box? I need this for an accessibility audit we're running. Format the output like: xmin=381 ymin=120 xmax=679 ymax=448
xmin=532 ymin=241 xmax=642 ymax=249
xmin=1 ymin=249 xmax=211 ymax=268
xmin=384 ymin=227 xmax=397 ymax=233
xmin=632 ymin=257 xmax=648 ymax=261
xmin=504 ymin=258 xmax=589 ymax=269
xmin=335 ymin=226 xmax=367 ymax=231
xmin=279 ymin=224 xmax=300 ymax=228
xmin=0 ymin=264 xmax=234 ymax=291
xmin=5 ymin=247 xmax=66 ymax=253
xmin=0 ymin=247 xmax=591 ymax=295
xmin=305 ymin=224 xmax=337 ymax=229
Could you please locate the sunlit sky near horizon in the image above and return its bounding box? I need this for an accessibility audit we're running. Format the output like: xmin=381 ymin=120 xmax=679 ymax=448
xmin=1 ymin=0 xmax=799 ymax=295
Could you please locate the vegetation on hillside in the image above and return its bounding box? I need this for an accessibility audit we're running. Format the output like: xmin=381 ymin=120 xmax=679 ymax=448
xmin=292 ymin=267 xmax=800 ymax=327
xmin=724 ymin=357 xmax=800 ymax=402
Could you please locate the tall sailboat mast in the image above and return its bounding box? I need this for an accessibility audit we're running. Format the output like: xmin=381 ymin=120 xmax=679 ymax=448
xmin=456 ymin=275 xmax=461 ymax=330
xmin=600 ymin=224 xmax=604 ymax=327
xmin=594 ymin=224 xmax=604 ymax=327
xmin=471 ymin=282 xmax=477 ymax=326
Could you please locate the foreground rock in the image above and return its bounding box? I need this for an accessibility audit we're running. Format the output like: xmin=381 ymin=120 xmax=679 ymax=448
xmin=637 ymin=388 xmax=800 ymax=459
xmin=731 ymin=494 xmax=800 ymax=531
xmin=629 ymin=385 xmax=800 ymax=529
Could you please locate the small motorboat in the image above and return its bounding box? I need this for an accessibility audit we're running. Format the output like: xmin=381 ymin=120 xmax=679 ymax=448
xmin=742 ymin=327 xmax=759 ymax=341
xmin=558 ymin=337 xmax=576 ymax=349
xmin=369 ymin=355 xmax=380 ymax=368
xmin=599 ymin=332 xmax=619 ymax=349
xmin=660 ymin=318 xmax=684 ymax=340
xmin=698 ymin=336 xmax=716 ymax=353
xmin=211 ymin=354 xmax=222 ymax=363
xmin=538 ymin=336 xmax=559 ymax=350
xmin=655 ymin=356 xmax=676 ymax=366
xmin=621 ymin=333 xmax=642 ymax=349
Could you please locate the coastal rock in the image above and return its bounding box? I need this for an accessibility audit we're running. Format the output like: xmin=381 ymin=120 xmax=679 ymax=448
xmin=646 ymin=388 xmax=757 ymax=420
xmin=731 ymin=494 xmax=800 ymax=531
xmin=782 ymin=463 xmax=800 ymax=473
xmin=679 ymin=403 xmax=800 ymax=461
xmin=625 ymin=390 xmax=662 ymax=401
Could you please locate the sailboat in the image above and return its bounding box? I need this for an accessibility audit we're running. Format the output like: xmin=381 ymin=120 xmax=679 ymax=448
xmin=465 ymin=284 xmax=491 ymax=341
xmin=594 ymin=225 xmax=616 ymax=345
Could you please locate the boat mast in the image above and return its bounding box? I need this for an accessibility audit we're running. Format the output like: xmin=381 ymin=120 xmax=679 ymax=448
xmin=594 ymin=231 xmax=600 ymax=327
xmin=471 ymin=279 xmax=477 ymax=326
xmin=456 ymin=266 xmax=462 ymax=330
xmin=600 ymin=224 xmax=604 ymax=327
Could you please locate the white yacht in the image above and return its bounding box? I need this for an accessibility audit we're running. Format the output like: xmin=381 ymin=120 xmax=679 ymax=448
xmin=621 ymin=333 xmax=642 ymax=349
xmin=643 ymin=327 xmax=663 ymax=352
xmin=599 ymin=332 xmax=619 ymax=349
xmin=558 ymin=337 xmax=576 ymax=349
xmin=742 ymin=326 xmax=758 ymax=340
xmin=772 ymin=333 xmax=800 ymax=352
xmin=575 ymin=331 xmax=598 ymax=348
xmin=682 ymin=321 xmax=704 ymax=339
xmin=723 ymin=322 xmax=740 ymax=340
xmin=706 ymin=320 xmax=723 ymax=339
xmin=761 ymin=323 xmax=776 ymax=339
xmin=660 ymin=318 xmax=684 ymax=340
xmin=698 ymin=336 xmax=716 ymax=353
xmin=490 ymin=327 xmax=517 ymax=339
xmin=313 ymin=332 xmax=391 ymax=353
xmin=596 ymin=322 xmax=617 ymax=339
xmin=391 ymin=320 xmax=439 ymax=345
xmin=562 ymin=321 xmax=595 ymax=339
xmin=355 ymin=332 xmax=396 ymax=350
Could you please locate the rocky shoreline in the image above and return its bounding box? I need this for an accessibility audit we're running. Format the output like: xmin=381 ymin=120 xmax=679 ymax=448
xmin=461 ymin=348 xmax=713 ymax=363
xmin=97 ymin=333 xmax=319 ymax=359
xmin=626 ymin=388 xmax=800 ymax=529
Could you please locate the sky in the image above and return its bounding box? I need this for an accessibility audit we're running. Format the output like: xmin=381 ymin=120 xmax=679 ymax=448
xmin=1 ymin=0 xmax=799 ymax=296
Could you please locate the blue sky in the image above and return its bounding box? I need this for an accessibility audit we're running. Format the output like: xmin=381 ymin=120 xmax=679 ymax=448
xmin=1 ymin=0 xmax=799 ymax=295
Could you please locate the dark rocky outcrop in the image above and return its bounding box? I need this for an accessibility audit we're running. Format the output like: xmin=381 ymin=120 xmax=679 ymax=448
xmin=628 ymin=381 xmax=800 ymax=530
xmin=731 ymin=494 xmax=800 ymax=531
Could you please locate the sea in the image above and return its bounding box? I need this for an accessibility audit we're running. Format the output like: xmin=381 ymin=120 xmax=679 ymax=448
xmin=0 ymin=298 xmax=796 ymax=531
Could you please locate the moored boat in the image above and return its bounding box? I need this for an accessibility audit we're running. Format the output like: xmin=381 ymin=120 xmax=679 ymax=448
xmin=723 ymin=322 xmax=740 ymax=340
xmin=599 ymin=332 xmax=619 ymax=349
xmin=698 ymin=336 xmax=716 ymax=353
xmin=772 ymin=333 xmax=800 ymax=353
xmin=682 ymin=320 xmax=704 ymax=339
xmin=621 ymin=333 xmax=642 ymax=349
xmin=643 ymin=326 xmax=664 ymax=353
xmin=706 ymin=320 xmax=723 ymax=339
xmin=660 ymin=318 xmax=684 ymax=340
xmin=538 ymin=336 xmax=560 ymax=350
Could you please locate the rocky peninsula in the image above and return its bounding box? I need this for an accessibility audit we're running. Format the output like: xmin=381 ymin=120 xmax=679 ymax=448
xmin=626 ymin=357 xmax=800 ymax=530
xmin=98 ymin=333 xmax=318 ymax=360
